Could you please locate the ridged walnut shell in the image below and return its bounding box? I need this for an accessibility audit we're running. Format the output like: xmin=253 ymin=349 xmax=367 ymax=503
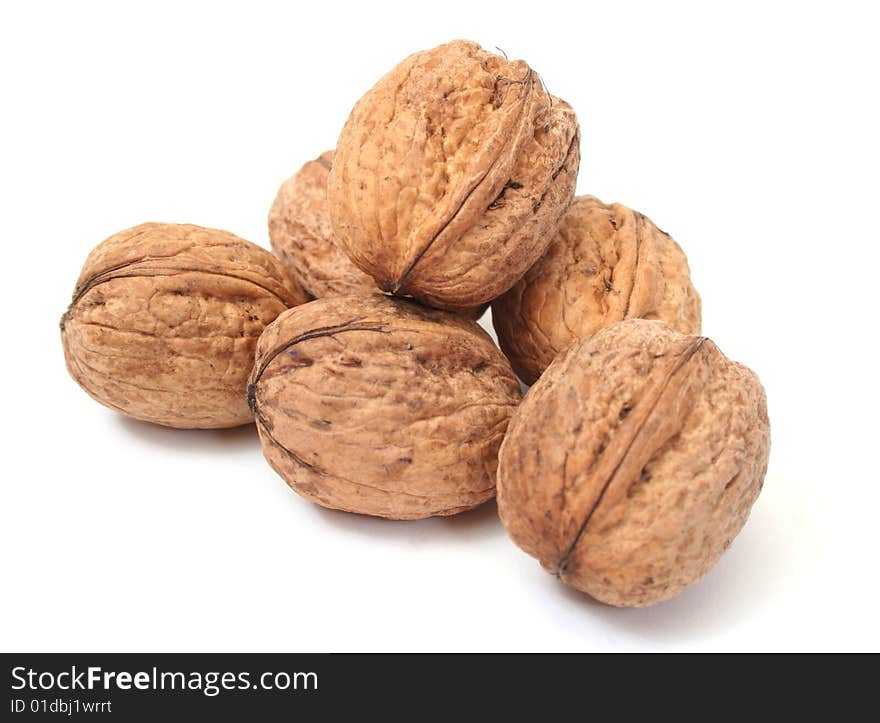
xmin=248 ymin=294 xmax=522 ymax=519
xmin=497 ymin=320 xmax=770 ymax=607
xmin=493 ymin=196 xmax=702 ymax=384
xmin=269 ymin=150 xmax=487 ymax=320
xmin=61 ymin=223 xmax=308 ymax=429
xmin=269 ymin=150 xmax=377 ymax=298
xmin=328 ymin=40 xmax=580 ymax=311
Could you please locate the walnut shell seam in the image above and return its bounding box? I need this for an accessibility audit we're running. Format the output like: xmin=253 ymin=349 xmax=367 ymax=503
xmin=553 ymin=336 xmax=707 ymax=576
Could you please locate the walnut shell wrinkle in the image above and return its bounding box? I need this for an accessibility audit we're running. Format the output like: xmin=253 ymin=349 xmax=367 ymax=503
xmin=61 ymin=222 xmax=308 ymax=429
xmin=248 ymin=294 xmax=522 ymax=519
xmin=328 ymin=40 xmax=580 ymax=310
xmin=269 ymin=150 xmax=378 ymax=299
xmin=269 ymin=150 xmax=487 ymax=320
xmin=493 ymin=196 xmax=702 ymax=384
xmin=497 ymin=320 xmax=770 ymax=607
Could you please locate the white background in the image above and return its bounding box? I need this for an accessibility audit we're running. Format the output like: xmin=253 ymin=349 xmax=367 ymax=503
xmin=1 ymin=1 xmax=877 ymax=652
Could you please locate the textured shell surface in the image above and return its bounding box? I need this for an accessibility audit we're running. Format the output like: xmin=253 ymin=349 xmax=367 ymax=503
xmin=249 ymin=294 xmax=522 ymax=519
xmin=497 ymin=319 xmax=770 ymax=607
xmin=269 ymin=150 xmax=378 ymax=299
xmin=270 ymin=149 xmax=487 ymax=320
xmin=328 ymin=40 xmax=580 ymax=310
xmin=61 ymin=222 xmax=308 ymax=429
xmin=493 ymin=196 xmax=701 ymax=385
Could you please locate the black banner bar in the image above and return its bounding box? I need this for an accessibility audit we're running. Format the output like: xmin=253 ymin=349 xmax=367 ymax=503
xmin=1 ymin=653 xmax=848 ymax=718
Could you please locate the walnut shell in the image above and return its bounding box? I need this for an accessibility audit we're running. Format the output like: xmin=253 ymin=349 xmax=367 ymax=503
xmin=61 ymin=223 xmax=308 ymax=429
xmin=269 ymin=149 xmax=487 ymax=321
xmin=493 ymin=196 xmax=702 ymax=384
xmin=328 ymin=40 xmax=580 ymax=311
xmin=248 ymin=294 xmax=522 ymax=519
xmin=269 ymin=150 xmax=377 ymax=298
xmin=497 ymin=320 xmax=770 ymax=607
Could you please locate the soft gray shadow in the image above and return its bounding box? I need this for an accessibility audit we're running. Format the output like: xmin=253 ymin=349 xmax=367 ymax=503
xmin=311 ymin=498 xmax=504 ymax=543
xmin=543 ymin=494 xmax=803 ymax=645
xmin=116 ymin=416 xmax=260 ymax=455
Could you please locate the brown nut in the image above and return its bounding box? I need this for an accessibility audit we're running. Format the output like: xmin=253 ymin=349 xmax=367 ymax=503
xmin=328 ymin=40 xmax=580 ymax=311
xmin=269 ymin=149 xmax=488 ymax=321
xmin=493 ymin=196 xmax=702 ymax=385
xmin=269 ymin=150 xmax=377 ymax=299
xmin=497 ymin=320 xmax=770 ymax=607
xmin=61 ymin=223 xmax=308 ymax=429
xmin=248 ymin=294 xmax=522 ymax=519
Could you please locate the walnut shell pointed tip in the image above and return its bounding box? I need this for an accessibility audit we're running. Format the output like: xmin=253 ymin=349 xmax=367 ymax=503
xmin=328 ymin=40 xmax=580 ymax=311
xmin=497 ymin=319 xmax=770 ymax=607
xmin=269 ymin=149 xmax=487 ymax=320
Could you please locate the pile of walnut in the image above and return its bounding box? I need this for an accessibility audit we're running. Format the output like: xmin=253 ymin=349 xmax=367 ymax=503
xmin=61 ymin=40 xmax=769 ymax=608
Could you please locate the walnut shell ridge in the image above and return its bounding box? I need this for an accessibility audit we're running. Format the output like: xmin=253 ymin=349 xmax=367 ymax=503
xmin=493 ymin=196 xmax=701 ymax=385
xmin=497 ymin=320 xmax=770 ymax=607
xmin=328 ymin=40 xmax=580 ymax=311
xmin=248 ymin=294 xmax=522 ymax=519
xmin=269 ymin=150 xmax=378 ymax=299
xmin=61 ymin=222 xmax=308 ymax=429
xmin=269 ymin=149 xmax=487 ymax=320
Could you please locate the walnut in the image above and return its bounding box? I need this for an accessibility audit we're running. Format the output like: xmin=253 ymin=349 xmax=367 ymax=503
xmin=497 ymin=320 xmax=770 ymax=607
xmin=328 ymin=40 xmax=580 ymax=311
xmin=269 ymin=150 xmax=377 ymax=298
xmin=248 ymin=294 xmax=522 ymax=519
xmin=492 ymin=196 xmax=701 ymax=384
xmin=269 ymin=149 xmax=487 ymax=320
xmin=61 ymin=223 xmax=308 ymax=429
